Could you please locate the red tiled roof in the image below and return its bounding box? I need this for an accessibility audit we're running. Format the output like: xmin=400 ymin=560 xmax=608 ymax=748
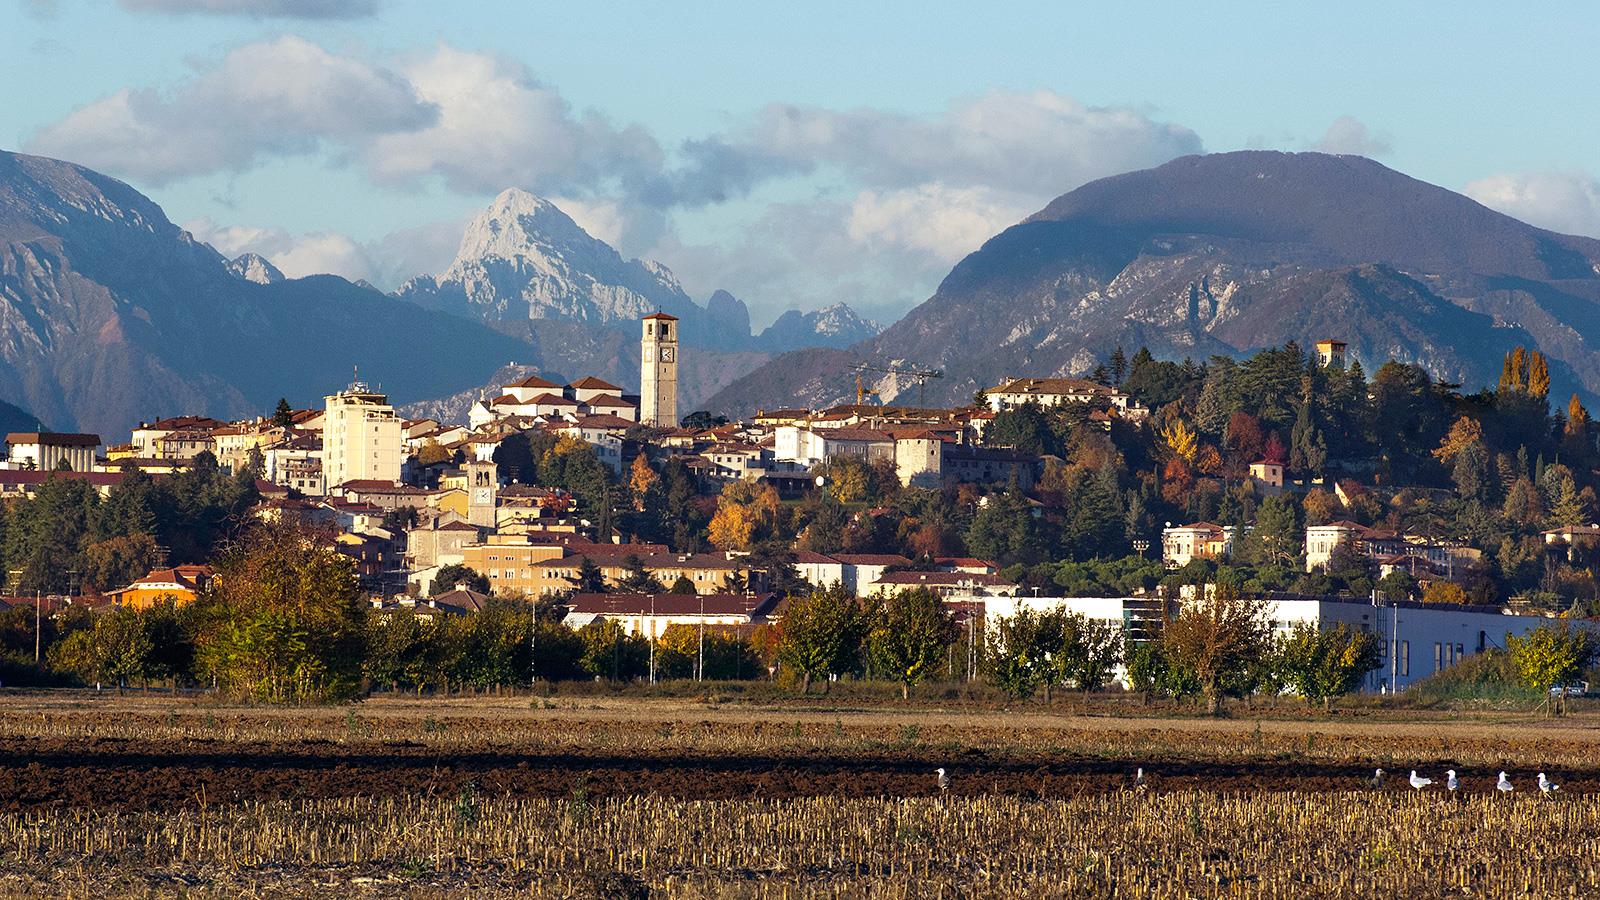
xmin=7 ymin=432 xmax=101 ymax=447
xmin=569 ymin=376 xmax=622 ymax=391
xmin=640 ymin=312 xmax=678 ymax=321
xmin=507 ymin=374 xmax=560 ymax=389
xmin=585 ymin=393 xmax=637 ymax=408
xmin=0 ymin=470 xmax=124 ymax=488
xmin=570 ymin=414 xmax=636 ymax=430
xmin=872 ymin=571 xmax=1015 ymax=586
xmin=529 ymin=392 xmax=580 ymax=406
xmin=834 ymin=554 xmax=912 ymax=567
xmin=568 ymin=592 xmax=776 ymax=617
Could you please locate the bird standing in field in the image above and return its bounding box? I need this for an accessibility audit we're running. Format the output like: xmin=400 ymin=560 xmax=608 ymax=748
xmin=1497 ymin=771 xmax=1514 ymax=794
xmin=1368 ymin=768 xmax=1386 ymax=791
xmin=1446 ymin=770 xmax=1459 ymax=794
xmin=1409 ymin=770 xmax=1433 ymax=790
xmin=1538 ymin=772 xmax=1561 ymax=796
xmin=936 ymin=767 xmax=949 ymax=793
xmin=1134 ymin=767 xmax=1146 ymax=791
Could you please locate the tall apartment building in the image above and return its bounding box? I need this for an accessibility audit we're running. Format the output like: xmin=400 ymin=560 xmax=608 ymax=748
xmin=640 ymin=312 xmax=678 ymax=427
xmin=323 ymin=382 xmax=402 ymax=489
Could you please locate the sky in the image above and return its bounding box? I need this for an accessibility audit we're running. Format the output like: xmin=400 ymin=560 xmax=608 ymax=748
xmin=6 ymin=1 xmax=1600 ymax=328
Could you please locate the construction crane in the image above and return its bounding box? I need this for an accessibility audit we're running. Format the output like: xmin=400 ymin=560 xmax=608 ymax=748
xmin=851 ymin=363 xmax=945 ymax=407
xmin=853 ymin=371 xmax=880 ymax=406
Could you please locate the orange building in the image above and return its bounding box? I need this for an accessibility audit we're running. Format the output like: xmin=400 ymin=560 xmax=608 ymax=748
xmin=107 ymin=565 xmax=213 ymax=610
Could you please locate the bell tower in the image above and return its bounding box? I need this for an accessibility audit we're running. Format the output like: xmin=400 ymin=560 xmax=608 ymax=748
xmin=641 ymin=312 xmax=679 ymax=427
xmin=463 ymin=457 xmax=498 ymax=528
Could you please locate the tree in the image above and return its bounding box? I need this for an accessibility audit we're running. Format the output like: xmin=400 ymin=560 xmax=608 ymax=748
xmin=1161 ymin=582 xmax=1272 ymax=714
xmin=775 ymin=584 xmax=863 ymax=694
xmin=1528 ymin=350 xmax=1551 ymax=400
xmin=708 ymin=481 xmax=779 ymax=551
xmin=1055 ymin=612 xmax=1123 ymax=693
xmin=80 ymin=533 xmax=164 ymax=593
xmin=1159 ymin=419 xmax=1199 ymax=464
xmin=1278 ymin=623 xmax=1380 ymax=710
xmin=192 ymin=520 xmax=367 ymax=703
xmin=616 ymin=554 xmax=665 ymax=593
xmin=433 ymin=564 xmax=490 ymax=595
xmin=415 ymin=439 xmax=451 ymax=466
xmin=1420 ymin=581 xmax=1469 ymax=605
xmin=565 ymin=558 xmax=607 ymax=593
xmin=1244 ymin=496 xmax=1300 ymax=569
xmin=667 ymin=574 xmax=697 ymax=595
xmin=1509 ymin=625 xmax=1595 ymax=715
xmin=628 ymin=454 xmax=659 ymax=508
xmin=1109 ymin=347 xmax=1128 ymax=386
xmin=577 ymin=617 xmax=649 ymax=681
xmin=272 ymin=398 xmax=295 ymax=429
xmin=986 ymin=608 xmax=1053 ymax=700
xmin=866 ymin=588 xmax=954 ymax=699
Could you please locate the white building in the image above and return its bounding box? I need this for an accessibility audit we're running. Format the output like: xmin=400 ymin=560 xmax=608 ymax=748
xmin=1161 ymin=522 xmax=1237 ymax=568
xmin=971 ymin=594 xmax=1576 ymax=692
xmin=983 ymin=377 xmax=1142 ymax=417
xmin=562 ymin=592 xmax=778 ymax=638
xmin=323 ymin=382 xmax=402 ymax=489
xmin=3 ymin=432 xmax=100 ymax=472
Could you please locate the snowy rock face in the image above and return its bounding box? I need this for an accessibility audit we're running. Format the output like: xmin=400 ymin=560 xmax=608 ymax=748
xmin=226 ymin=252 xmax=285 ymax=285
xmin=756 ymin=303 xmax=883 ymax=351
xmin=399 ymin=189 xmax=698 ymax=327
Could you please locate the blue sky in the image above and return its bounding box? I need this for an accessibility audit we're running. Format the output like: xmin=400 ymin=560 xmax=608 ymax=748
xmin=7 ymin=1 xmax=1600 ymax=327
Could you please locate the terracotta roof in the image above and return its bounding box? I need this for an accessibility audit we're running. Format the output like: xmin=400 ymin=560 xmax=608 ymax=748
xmin=529 ymin=392 xmax=580 ymax=406
xmin=0 ymin=470 xmax=124 ymax=487
xmin=507 ymin=374 xmax=560 ymax=389
xmin=140 ymin=416 xmax=228 ymax=431
xmin=585 ymin=393 xmax=637 ymax=408
xmin=833 ymin=554 xmax=912 ymax=567
xmin=570 ymin=414 xmax=637 ymax=430
xmin=6 ymin=431 xmax=101 ymax=447
xmin=429 ymin=587 xmax=493 ymax=612
xmin=871 ymin=571 xmax=1016 ymax=587
xmin=641 ymin=312 xmax=679 ymax=321
xmin=791 ymin=551 xmax=842 ymax=564
xmin=569 ymin=376 xmax=622 ymax=391
xmin=567 ymin=592 xmax=777 ymax=617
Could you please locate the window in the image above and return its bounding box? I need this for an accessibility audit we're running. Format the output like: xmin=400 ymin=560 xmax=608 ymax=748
xmin=1456 ymin=643 xmax=1464 ymax=662
xmin=1401 ymin=641 xmax=1410 ymax=677
xmin=1434 ymin=643 xmax=1442 ymax=673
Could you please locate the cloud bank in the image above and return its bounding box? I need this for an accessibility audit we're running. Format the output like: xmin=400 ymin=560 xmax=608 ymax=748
xmin=1464 ymin=172 xmax=1600 ymax=239
xmin=30 ymin=36 xmax=1202 ymax=320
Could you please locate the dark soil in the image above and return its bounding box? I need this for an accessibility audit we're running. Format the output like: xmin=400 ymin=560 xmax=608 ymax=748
xmin=0 ymin=736 xmax=1584 ymax=811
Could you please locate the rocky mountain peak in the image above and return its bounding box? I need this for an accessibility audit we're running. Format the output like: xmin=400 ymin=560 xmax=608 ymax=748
xmin=226 ymin=252 xmax=285 ymax=285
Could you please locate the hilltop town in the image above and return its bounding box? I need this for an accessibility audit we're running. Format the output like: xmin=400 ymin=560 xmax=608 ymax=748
xmin=3 ymin=310 xmax=1599 ymax=698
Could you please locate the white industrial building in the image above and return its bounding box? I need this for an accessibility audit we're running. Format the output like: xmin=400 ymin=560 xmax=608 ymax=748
xmin=970 ymin=594 xmax=1582 ymax=692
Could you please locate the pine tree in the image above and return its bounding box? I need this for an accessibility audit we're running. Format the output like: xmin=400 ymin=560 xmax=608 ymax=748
xmin=271 ymin=398 xmax=294 ymax=429
xmin=1500 ymin=347 xmax=1528 ymax=393
xmin=1109 ymin=347 xmax=1128 ymax=386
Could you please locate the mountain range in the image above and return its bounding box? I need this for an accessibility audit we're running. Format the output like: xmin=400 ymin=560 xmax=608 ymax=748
xmin=0 ymin=154 xmax=881 ymax=434
xmin=708 ymin=151 xmax=1600 ymax=414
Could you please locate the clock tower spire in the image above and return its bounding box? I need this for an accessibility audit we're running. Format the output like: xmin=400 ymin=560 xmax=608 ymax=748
xmin=640 ymin=312 xmax=679 ymax=427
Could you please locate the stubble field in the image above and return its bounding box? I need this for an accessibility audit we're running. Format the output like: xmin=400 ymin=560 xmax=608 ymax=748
xmin=3 ymin=689 xmax=1600 ymax=897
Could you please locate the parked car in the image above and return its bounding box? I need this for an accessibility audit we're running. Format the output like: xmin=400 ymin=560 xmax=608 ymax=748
xmin=1551 ymin=681 xmax=1589 ymax=697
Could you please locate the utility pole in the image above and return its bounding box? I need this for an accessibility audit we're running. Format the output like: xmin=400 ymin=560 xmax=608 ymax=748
xmin=34 ymin=589 xmax=41 ymax=664
xmin=697 ymin=593 xmax=705 ymax=682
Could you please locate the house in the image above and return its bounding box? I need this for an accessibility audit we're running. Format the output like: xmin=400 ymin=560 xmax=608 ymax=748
xmin=562 ymin=592 xmax=780 ymax=638
xmin=832 ymin=554 xmax=911 ymax=595
xmin=131 ymin=416 xmax=227 ymax=459
xmin=568 ymin=376 xmax=623 ymax=405
xmin=107 ymin=566 xmax=213 ymax=610
xmin=0 ymin=470 xmax=124 ymax=500
xmin=1305 ymin=521 xmax=1480 ymax=575
xmin=1161 ymin=522 xmax=1235 ymax=568
xmin=4 ymin=432 xmax=100 ymax=472
xmin=792 ymin=550 xmax=846 ymax=588
xmin=1248 ymin=459 xmax=1286 ymax=496
xmin=483 ymin=549 xmax=752 ymax=597
xmin=935 ymin=557 xmax=999 ymax=575
xmin=983 ymin=377 xmax=1138 ymax=415
xmin=862 ymin=571 xmax=1018 ymax=598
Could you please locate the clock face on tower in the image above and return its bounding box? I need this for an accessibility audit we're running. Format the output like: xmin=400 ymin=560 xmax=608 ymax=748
xmin=660 ymin=346 xmax=675 ymax=362
xmin=472 ymin=487 xmax=493 ymax=506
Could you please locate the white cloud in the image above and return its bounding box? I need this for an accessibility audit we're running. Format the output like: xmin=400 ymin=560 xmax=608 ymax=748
xmin=1464 ymin=172 xmax=1600 ymax=238
xmin=28 ymin=36 xmax=432 ymax=185
xmin=361 ymin=45 xmax=664 ymax=198
xmin=187 ymin=217 xmax=375 ymax=281
xmin=118 ymin=0 xmax=377 ymax=18
xmin=1312 ymin=115 xmax=1392 ymax=157
xmin=741 ymin=90 xmax=1202 ymax=196
xmin=847 ymin=183 xmax=1030 ymax=263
